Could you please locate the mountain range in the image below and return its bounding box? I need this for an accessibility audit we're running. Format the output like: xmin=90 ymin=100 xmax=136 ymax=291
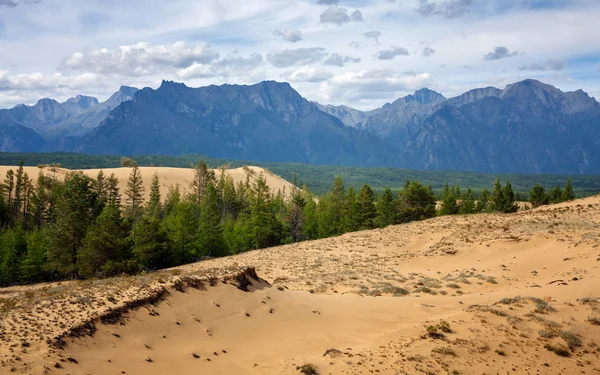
xmin=0 ymin=79 xmax=599 ymax=174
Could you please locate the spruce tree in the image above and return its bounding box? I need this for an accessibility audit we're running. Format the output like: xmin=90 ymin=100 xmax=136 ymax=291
xmin=289 ymin=186 xmax=307 ymax=243
xmin=124 ymin=165 xmax=145 ymax=220
xmin=134 ymin=217 xmax=171 ymax=270
xmin=529 ymin=184 xmax=549 ymax=208
xmin=439 ymin=183 xmax=458 ymax=216
xmin=147 ymin=172 xmax=162 ymax=218
xmin=396 ymin=180 xmax=437 ymax=223
xmin=190 ymin=160 xmax=215 ymax=204
xmin=475 ymin=189 xmax=490 ymax=213
xmin=502 ymin=180 xmax=519 ymax=213
xmin=77 ymin=204 xmax=132 ymax=278
xmin=375 ymin=187 xmax=395 ymax=228
xmin=357 ymin=184 xmax=376 ymax=230
xmin=562 ymin=178 xmax=575 ymax=201
xmin=490 ymin=179 xmax=505 ymax=212
xmin=197 ymin=182 xmax=227 ymax=257
xmin=106 ymin=173 xmax=121 ymax=207
xmin=47 ymin=172 xmax=98 ymax=277
xmin=459 ymin=188 xmax=476 ymax=215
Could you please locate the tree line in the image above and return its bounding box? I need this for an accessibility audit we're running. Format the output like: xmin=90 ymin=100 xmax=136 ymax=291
xmin=0 ymin=161 xmax=577 ymax=286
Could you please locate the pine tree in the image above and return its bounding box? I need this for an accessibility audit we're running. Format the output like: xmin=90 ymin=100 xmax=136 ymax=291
xmin=93 ymin=170 xmax=108 ymax=204
xmin=190 ymin=160 xmax=215 ymax=205
xmin=341 ymin=185 xmax=359 ymax=233
xmin=134 ymin=217 xmax=172 ymax=271
xmin=301 ymin=186 xmax=319 ymax=240
xmin=147 ymin=172 xmax=162 ymax=218
xmin=357 ymin=184 xmax=376 ymax=230
xmin=164 ymin=200 xmax=199 ymax=264
xmin=490 ymin=179 xmax=505 ymax=212
xmin=502 ymin=181 xmax=518 ymax=213
xmin=439 ymin=183 xmax=459 ymax=216
xmin=375 ymin=187 xmax=395 ymax=228
xmin=396 ymin=181 xmax=437 ymax=223
xmin=106 ymin=173 xmax=121 ymax=207
xmin=529 ymin=184 xmax=549 ymax=208
xmin=47 ymin=172 xmax=98 ymax=277
xmin=548 ymin=186 xmax=563 ymax=204
xmin=289 ymin=185 xmax=307 ymax=243
xmin=77 ymin=204 xmax=132 ymax=278
xmin=459 ymin=188 xmax=476 ymax=214
xmin=124 ymin=165 xmax=145 ymax=220
xmin=475 ymin=189 xmax=490 ymax=213
xmin=197 ymin=182 xmax=227 ymax=257
xmin=250 ymin=174 xmax=280 ymax=249
xmin=562 ymin=178 xmax=575 ymax=201
xmin=20 ymin=229 xmax=48 ymax=283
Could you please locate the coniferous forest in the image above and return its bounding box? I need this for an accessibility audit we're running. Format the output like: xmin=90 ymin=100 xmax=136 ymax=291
xmin=0 ymin=160 xmax=576 ymax=287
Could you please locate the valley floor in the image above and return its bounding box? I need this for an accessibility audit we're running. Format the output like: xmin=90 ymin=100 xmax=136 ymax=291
xmin=1 ymin=195 xmax=600 ymax=374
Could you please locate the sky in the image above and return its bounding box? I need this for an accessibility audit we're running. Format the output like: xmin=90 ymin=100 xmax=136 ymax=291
xmin=0 ymin=0 xmax=599 ymax=110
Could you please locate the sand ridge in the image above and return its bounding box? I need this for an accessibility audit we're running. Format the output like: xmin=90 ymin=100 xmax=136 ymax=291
xmin=0 ymin=165 xmax=296 ymax=201
xmin=1 ymin=189 xmax=599 ymax=374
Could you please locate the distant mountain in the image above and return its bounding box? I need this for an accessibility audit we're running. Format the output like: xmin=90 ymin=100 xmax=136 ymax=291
xmin=0 ymin=121 xmax=46 ymax=152
xmin=0 ymin=86 xmax=138 ymax=142
xmin=320 ymin=79 xmax=600 ymax=174
xmin=0 ymin=79 xmax=599 ymax=174
xmin=78 ymin=81 xmax=399 ymax=167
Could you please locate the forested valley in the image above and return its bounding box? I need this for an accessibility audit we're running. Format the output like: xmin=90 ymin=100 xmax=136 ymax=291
xmin=0 ymin=160 xmax=576 ymax=286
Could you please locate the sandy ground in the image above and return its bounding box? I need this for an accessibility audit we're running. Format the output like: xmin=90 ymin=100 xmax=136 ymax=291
xmin=0 ymin=165 xmax=296 ymax=200
xmin=1 ymin=168 xmax=599 ymax=374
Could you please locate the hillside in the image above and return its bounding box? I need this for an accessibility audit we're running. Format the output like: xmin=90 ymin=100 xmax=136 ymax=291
xmin=0 ymin=165 xmax=296 ymax=200
xmin=1 ymin=195 xmax=599 ymax=374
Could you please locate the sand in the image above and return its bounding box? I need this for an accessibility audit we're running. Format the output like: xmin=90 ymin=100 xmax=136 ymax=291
xmin=1 ymin=167 xmax=599 ymax=375
xmin=0 ymin=165 xmax=297 ymax=201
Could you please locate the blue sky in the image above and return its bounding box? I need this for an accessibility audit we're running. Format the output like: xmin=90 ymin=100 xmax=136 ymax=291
xmin=0 ymin=0 xmax=599 ymax=109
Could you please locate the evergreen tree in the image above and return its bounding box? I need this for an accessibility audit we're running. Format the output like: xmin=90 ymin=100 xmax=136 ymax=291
xmin=164 ymin=200 xmax=199 ymax=264
xmin=562 ymin=178 xmax=575 ymax=201
xmin=93 ymin=170 xmax=108 ymax=204
xmin=548 ymin=186 xmax=563 ymax=204
xmin=490 ymin=179 xmax=505 ymax=212
xmin=396 ymin=180 xmax=437 ymax=223
xmin=20 ymin=229 xmax=48 ymax=283
xmin=289 ymin=185 xmax=307 ymax=243
xmin=190 ymin=160 xmax=215 ymax=204
xmin=163 ymin=184 xmax=181 ymax=216
xmin=357 ymin=184 xmax=376 ymax=230
xmin=134 ymin=217 xmax=171 ymax=271
xmin=459 ymin=188 xmax=476 ymax=215
xmin=475 ymin=189 xmax=490 ymax=213
xmin=197 ymin=182 xmax=227 ymax=257
xmin=302 ymin=186 xmax=319 ymax=240
xmin=439 ymin=183 xmax=459 ymax=216
xmin=375 ymin=187 xmax=395 ymax=227
xmin=47 ymin=172 xmax=98 ymax=277
xmin=124 ymin=165 xmax=145 ymax=220
xmin=147 ymin=172 xmax=162 ymax=218
xmin=250 ymin=174 xmax=280 ymax=249
xmin=341 ymin=185 xmax=359 ymax=233
xmin=502 ymin=180 xmax=518 ymax=213
xmin=529 ymin=184 xmax=549 ymax=208
xmin=77 ymin=204 xmax=132 ymax=278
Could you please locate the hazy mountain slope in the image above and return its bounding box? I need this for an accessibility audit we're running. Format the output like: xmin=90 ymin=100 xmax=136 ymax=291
xmin=79 ymin=81 xmax=400 ymax=167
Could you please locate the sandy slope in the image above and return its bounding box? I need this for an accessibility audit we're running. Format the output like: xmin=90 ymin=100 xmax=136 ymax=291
xmin=1 ymin=192 xmax=599 ymax=374
xmin=0 ymin=165 xmax=296 ymax=200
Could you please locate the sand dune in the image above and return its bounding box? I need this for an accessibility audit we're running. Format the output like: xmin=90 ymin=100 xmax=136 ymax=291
xmin=1 ymin=193 xmax=599 ymax=374
xmin=0 ymin=165 xmax=296 ymax=200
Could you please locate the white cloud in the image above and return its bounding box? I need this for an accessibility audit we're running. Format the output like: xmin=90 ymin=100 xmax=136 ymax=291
xmin=375 ymin=46 xmax=409 ymax=60
xmin=266 ymin=47 xmax=328 ymax=68
xmin=61 ymin=41 xmax=220 ymax=76
xmin=0 ymin=0 xmax=600 ymax=110
xmin=273 ymin=28 xmax=302 ymax=43
xmin=319 ymin=5 xmax=363 ymax=25
xmin=323 ymin=53 xmax=361 ymax=67
xmin=282 ymin=67 xmax=332 ymax=83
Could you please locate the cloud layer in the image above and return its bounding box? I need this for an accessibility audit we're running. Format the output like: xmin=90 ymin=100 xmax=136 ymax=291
xmin=0 ymin=0 xmax=599 ymax=110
